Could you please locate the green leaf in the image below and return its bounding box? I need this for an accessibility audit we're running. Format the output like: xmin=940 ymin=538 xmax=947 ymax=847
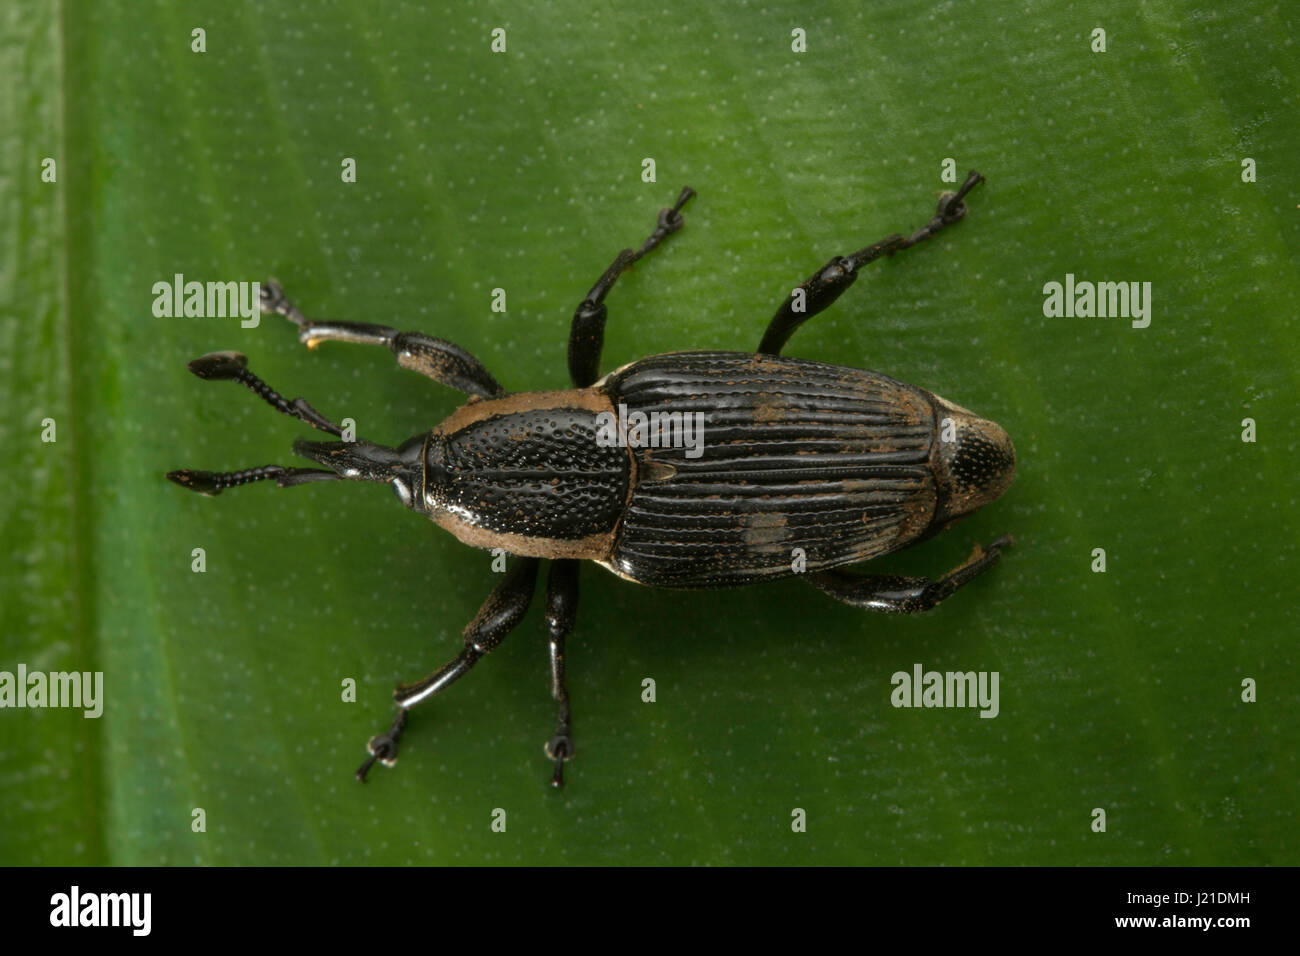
xmin=3 ymin=0 xmax=1295 ymax=865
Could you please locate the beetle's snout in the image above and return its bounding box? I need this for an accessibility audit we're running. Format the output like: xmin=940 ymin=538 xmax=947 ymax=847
xmin=931 ymin=399 xmax=1016 ymax=524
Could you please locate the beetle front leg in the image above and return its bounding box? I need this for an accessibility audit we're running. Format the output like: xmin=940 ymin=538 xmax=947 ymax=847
xmin=543 ymin=560 xmax=579 ymax=787
xmin=568 ymin=186 xmax=696 ymax=387
xmin=758 ymin=171 xmax=984 ymax=356
xmin=261 ymin=280 xmax=504 ymax=398
xmin=355 ymin=558 xmax=540 ymax=781
xmin=807 ymin=534 xmax=1012 ymax=613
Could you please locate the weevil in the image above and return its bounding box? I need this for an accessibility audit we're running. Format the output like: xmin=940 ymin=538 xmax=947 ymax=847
xmin=168 ymin=171 xmax=1014 ymax=786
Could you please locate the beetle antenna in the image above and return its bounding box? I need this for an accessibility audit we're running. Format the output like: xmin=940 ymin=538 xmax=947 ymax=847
xmin=186 ymin=351 xmax=345 ymax=436
xmin=166 ymin=465 xmax=340 ymax=496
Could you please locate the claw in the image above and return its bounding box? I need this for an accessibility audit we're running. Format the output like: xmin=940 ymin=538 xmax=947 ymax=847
xmin=356 ymin=710 xmax=408 ymax=782
xmin=260 ymin=279 xmax=286 ymax=314
xmin=545 ymin=735 xmax=572 ymax=788
xmin=659 ymin=185 xmax=696 ymax=232
xmin=260 ymin=278 xmax=305 ymax=325
xmin=937 ymin=170 xmax=985 ymax=223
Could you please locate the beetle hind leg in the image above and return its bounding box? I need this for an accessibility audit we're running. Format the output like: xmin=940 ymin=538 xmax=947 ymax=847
xmin=808 ymin=534 xmax=1012 ymax=613
xmin=757 ymin=171 xmax=985 ymax=356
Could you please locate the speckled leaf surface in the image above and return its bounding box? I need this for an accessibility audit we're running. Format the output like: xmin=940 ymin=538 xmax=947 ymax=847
xmin=2 ymin=1 xmax=1295 ymax=865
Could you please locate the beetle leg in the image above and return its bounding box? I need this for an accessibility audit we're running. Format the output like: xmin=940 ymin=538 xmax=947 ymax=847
xmin=355 ymin=710 xmax=408 ymax=780
xmin=758 ymin=171 xmax=985 ymax=356
xmin=260 ymin=280 xmax=504 ymax=398
xmin=543 ymin=560 xmax=580 ymax=787
xmin=356 ymin=558 xmax=540 ymax=781
xmin=807 ymin=534 xmax=1012 ymax=613
xmin=568 ymin=186 xmax=696 ymax=387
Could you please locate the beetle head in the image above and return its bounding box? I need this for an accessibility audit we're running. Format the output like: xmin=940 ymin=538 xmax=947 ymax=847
xmin=292 ymin=435 xmax=428 ymax=510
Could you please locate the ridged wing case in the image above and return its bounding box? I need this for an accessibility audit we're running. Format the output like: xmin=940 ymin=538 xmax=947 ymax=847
xmin=602 ymin=351 xmax=940 ymax=587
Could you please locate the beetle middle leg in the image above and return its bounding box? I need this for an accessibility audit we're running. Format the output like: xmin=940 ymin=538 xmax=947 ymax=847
xmin=543 ymin=559 xmax=580 ymax=787
xmin=567 ymin=186 xmax=696 ymax=387
xmin=356 ymin=558 xmax=540 ymax=781
xmin=758 ymin=170 xmax=985 ymax=356
xmin=260 ymin=280 xmax=504 ymax=398
xmin=807 ymin=534 xmax=1013 ymax=613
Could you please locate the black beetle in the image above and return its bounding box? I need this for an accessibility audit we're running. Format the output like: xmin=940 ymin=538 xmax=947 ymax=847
xmin=168 ymin=171 xmax=1014 ymax=786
